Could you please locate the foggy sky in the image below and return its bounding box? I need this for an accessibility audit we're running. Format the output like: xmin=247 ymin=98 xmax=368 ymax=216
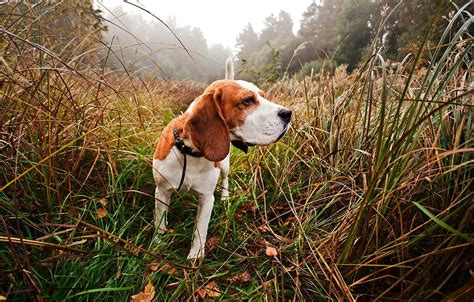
xmin=96 ymin=0 xmax=313 ymax=50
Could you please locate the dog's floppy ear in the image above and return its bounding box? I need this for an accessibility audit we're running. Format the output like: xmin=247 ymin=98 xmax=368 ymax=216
xmin=187 ymin=89 xmax=230 ymax=162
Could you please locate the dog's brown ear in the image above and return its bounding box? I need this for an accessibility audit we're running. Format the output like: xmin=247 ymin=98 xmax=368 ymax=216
xmin=187 ymin=89 xmax=230 ymax=162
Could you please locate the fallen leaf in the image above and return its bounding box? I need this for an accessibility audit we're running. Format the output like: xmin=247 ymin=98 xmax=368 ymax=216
xmin=228 ymin=270 xmax=252 ymax=283
xmin=206 ymin=280 xmax=221 ymax=297
xmin=99 ymin=197 xmax=108 ymax=206
xmin=265 ymin=246 xmax=278 ymax=257
xmin=67 ymin=207 xmax=79 ymax=218
xmin=195 ymin=280 xmax=221 ymax=298
xmin=165 ymin=281 xmax=180 ymax=288
xmin=97 ymin=207 xmax=107 ymax=218
xmin=131 ymin=279 xmax=155 ymax=302
xmin=195 ymin=288 xmax=207 ymax=299
xmin=148 ymin=262 xmax=158 ymax=272
xmin=283 ymin=217 xmax=295 ymax=226
xmin=205 ymin=236 xmax=220 ymax=253
xmin=157 ymin=264 xmax=179 ymax=276
xmin=0 ymin=295 xmax=6 ymax=301
xmin=258 ymin=225 xmax=270 ymax=233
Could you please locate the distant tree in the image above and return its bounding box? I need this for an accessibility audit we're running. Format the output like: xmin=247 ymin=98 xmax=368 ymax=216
xmin=367 ymin=0 xmax=469 ymax=62
xmin=237 ymin=11 xmax=299 ymax=82
xmin=103 ymin=7 xmax=230 ymax=82
xmin=206 ymin=44 xmax=231 ymax=81
xmin=334 ymin=0 xmax=375 ymax=70
xmin=275 ymin=10 xmax=294 ymax=38
xmin=299 ymin=1 xmax=320 ymax=39
xmin=260 ymin=14 xmax=279 ymax=44
xmin=260 ymin=11 xmax=295 ymax=45
xmin=1 ymin=0 xmax=105 ymax=63
xmin=236 ymin=23 xmax=260 ymax=61
xmin=317 ymin=0 xmax=343 ymax=52
xmin=298 ymin=0 xmax=343 ymax=63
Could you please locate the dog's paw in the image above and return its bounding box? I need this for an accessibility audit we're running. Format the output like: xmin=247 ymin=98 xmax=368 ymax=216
xmin=156 ymin=228 xmax=167 ymax=235
xmin=221 ymin=191 xmax=229 ymax=201
xmin=187 ymin=248 xmax=205 ymax=260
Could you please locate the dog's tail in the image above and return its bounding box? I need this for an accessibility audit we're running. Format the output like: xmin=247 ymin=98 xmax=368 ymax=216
xmin=225 ymin=56 xmax=234 ymax=80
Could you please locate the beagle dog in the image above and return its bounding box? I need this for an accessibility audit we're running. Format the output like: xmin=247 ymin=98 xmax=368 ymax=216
xmin=152 ymin=58 xmax=292 ymax=259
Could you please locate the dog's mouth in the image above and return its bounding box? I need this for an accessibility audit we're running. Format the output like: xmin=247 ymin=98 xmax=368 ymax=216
xmin=276 ymin=126 xmax=289 ymax=142
xmin=231 ymin=140 xmax=255 ymax=153
xmin=232 ymin=127 xmax=289 ymax=153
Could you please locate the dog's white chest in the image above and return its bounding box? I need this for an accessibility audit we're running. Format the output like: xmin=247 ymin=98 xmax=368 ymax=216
xmin=153 ymin=148 xmax=221 ymax=194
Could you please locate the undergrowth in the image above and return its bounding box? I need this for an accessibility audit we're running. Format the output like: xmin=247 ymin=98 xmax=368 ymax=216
xmin=1 ymin=2 xmax=473 ymax=301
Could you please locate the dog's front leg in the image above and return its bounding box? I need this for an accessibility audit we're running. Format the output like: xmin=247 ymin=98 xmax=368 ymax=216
xmin=220 ymin=173 xmax=229 ymax=201
xmin=187 ymin=193 xmax=215 ymax=259
xmin=154 ymin=187 xmax=171 ymax=233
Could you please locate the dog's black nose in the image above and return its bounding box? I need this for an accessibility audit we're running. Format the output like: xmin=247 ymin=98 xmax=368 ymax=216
xmin=278 ymin=109 xmax=292 ymax=122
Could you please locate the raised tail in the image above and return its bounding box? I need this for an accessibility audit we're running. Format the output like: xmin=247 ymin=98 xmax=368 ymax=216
xmin=225 ymin=56 xmax=234 ymax=80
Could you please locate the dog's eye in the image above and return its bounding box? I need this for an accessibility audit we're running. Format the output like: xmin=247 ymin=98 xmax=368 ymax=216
xmin=241 ymin=97 xmax=254 ymax=106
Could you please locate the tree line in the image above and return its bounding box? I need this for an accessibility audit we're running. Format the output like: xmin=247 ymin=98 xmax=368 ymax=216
xmin=102 ymin=5 xmax=231 ymax=82
xmin=236 ymin=0 xmax=470 ymax=83
xmin=3 ymin=1 xmax=467 ymax=83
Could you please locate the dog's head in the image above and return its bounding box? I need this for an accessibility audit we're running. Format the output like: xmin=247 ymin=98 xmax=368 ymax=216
xmin=185 ymin=80 xmax=292 ymax=162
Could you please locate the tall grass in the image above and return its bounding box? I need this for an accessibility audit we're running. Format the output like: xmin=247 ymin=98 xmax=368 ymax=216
xmin=1 ymin=2 xmax=473 ymax=301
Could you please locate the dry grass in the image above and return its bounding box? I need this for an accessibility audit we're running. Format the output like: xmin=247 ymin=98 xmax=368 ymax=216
xmin=1 ymin=2 xmax=473 ymax=301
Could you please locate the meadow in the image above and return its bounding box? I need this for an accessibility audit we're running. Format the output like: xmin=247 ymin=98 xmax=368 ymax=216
xmin=1 ymin=3 xmax=473 ymax=301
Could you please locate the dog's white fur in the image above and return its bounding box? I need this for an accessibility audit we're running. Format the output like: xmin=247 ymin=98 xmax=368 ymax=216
xmin=152 ymin=58 xmax=291 ymax=259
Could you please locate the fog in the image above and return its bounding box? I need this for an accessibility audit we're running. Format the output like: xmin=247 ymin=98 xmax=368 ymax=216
xmin=99 ymin=0 xmax=468 ymax=83
xmin=98 ymin=0 xmax=310 ymax=82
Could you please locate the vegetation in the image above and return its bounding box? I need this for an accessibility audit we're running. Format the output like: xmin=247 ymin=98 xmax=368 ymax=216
xmin=1 ymin=1 xmax=473 ymax=301
xmin=237 ymin=0 xmax=470 ymax=82
xmin=102 ymin=5 xmax=230 ymax=82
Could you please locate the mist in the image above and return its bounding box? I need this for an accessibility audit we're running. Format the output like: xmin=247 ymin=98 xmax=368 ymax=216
xmin=102 ymin=5 xmax=231 ymax=82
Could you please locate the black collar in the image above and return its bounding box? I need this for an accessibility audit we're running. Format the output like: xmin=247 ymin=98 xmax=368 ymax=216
xmin=173 ymin=127 xmax=203 ymax=157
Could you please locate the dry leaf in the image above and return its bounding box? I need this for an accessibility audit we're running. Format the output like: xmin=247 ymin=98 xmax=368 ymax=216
xmin=265 ymin=246 xmax=278 ymax=257
xmin=131 ymin=279 xmax=155 ymax=302
xmin=67 ymin=207 xmax=79 ymax=218
xmin=157 ymin=264 xmax=179 ymax=276
xmin=283 ymin=217 xmax=295 ymax=226
xmin=206 ymin=280 xmax=221 ymax=297
xmin=195 ymin=288 xmax=207 ymax=299
xmin=205 ymin=236 xmax=220 ymax=253
xmin=148 ymin=262 xmax=158 ymax=272
xmin=165 ymin=281 xmax=180 ymax=288
xmin=0 ymin=295 xmax=6 ymax=301
xmin=99 ymin=197 xmax=108 ymax=206
xmin=97 ymin=207 xmax=107 ymax=218
xmin=228 ymin=270 xmax=252 ymax=283
xmin=258 ymin=224 xmax=270 ymax=233
xmin=195 ymin=280 xmax=221 ymax=298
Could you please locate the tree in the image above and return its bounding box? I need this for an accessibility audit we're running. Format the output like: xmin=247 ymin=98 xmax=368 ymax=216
xmin=1 ymin=1 xmax=106 ymax=63
xmin=275 ymin=10 xmax=294 ymax=38
xmin=236 ymin=23 xmax=260 ymax=61
xmin=260 ymin=14 xmax=279 ymax=44
xmin=298 ymin=0 xmax=343 ymax=63
xmin=299 ymin=1 xmax=320 ymax=39
xmin=334 ymin=0 xmax=375 ymax=70
xmin=260 ymin=11 xmax=295 ymax=45
xmin=390 ymin=0 xmax=468 ymax=60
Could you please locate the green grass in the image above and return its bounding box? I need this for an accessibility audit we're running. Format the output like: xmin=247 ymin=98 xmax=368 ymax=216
xmin=1 ymin=2 xmax=473 ymax=301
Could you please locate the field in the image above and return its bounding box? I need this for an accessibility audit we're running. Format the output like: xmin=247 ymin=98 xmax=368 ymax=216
xmin=1 ymin=3 xmax=473 ymax=301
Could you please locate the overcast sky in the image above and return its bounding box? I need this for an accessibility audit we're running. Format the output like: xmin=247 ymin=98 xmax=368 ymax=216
xmin=97 ymin=0 xmax=313 ymax=51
